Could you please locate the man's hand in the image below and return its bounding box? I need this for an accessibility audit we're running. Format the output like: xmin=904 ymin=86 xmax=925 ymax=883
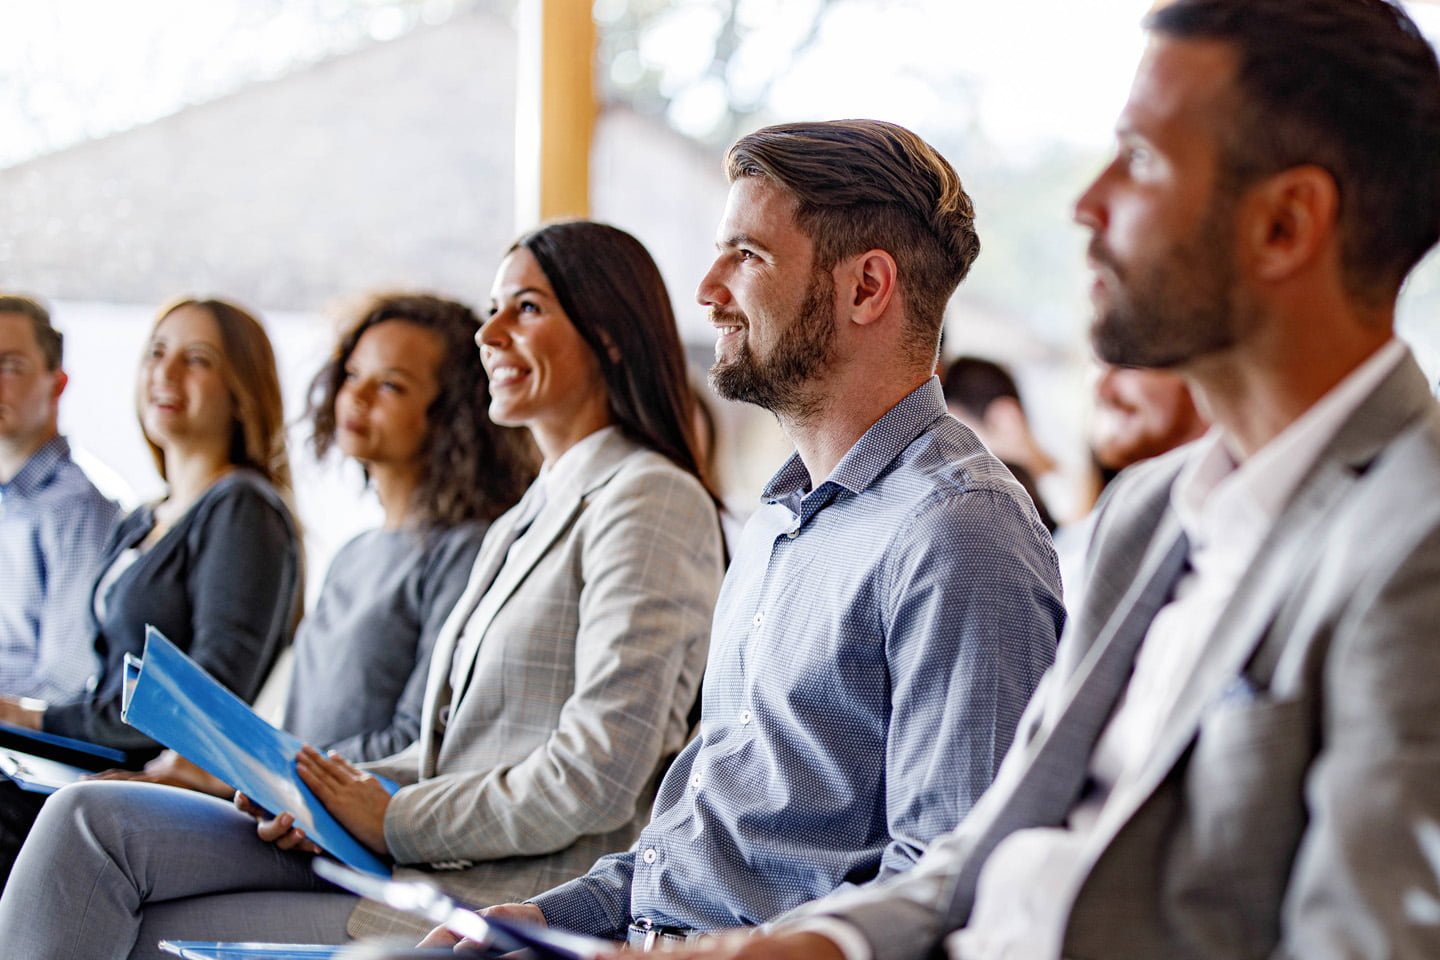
xmin=295 ymin=745 xmax=392 ymax=855
xmin=0 ymin=696 xmax=44 ymax=730
xmin=234 ymin=791 xmax=321 ymax=855
xmin=419 ymin=902 xmax=548 ymax=951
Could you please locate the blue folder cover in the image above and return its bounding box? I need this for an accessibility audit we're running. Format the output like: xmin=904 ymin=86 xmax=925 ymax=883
xmin=158 ymin=944 xmax=343 ymax=959
xmin=122 ymin=626 xmax=394 ymax=876
xmin=158 ymin=941 xmax=453 ymax=959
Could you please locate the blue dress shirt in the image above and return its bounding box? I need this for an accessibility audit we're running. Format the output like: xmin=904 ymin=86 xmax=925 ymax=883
xmin=0 ymin=436 xmax=118 ymax=701
xmin=530 ymin=378 xmax=1065 ymax=938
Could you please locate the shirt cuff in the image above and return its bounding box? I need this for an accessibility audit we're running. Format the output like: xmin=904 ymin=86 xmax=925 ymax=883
xmin=783 ymin=917 xmax=874 ymax=960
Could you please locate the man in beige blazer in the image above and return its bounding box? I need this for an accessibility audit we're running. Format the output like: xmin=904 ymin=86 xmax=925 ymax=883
xmin=665 ymin=1 xmax=1440 ymax=958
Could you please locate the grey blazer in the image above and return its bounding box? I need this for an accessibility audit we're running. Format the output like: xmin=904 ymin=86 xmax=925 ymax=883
xmin=348 ymin=430 xmax=724 ymax=939
xmin=808 ymin=355 xmax=1440 ymax=960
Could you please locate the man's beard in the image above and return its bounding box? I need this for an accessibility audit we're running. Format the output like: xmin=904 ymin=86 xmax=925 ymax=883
xmin=1090 ymin=201 xmax=1249 ymax=369
xmin=709 ymin=270 xmax=837 ymax=419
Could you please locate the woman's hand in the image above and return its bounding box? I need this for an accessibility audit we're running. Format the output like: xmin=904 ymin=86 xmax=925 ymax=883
xmin=89 ymin=750 xmax=233 ymax=797
xmin=233 ymin=791 xmax=321 ymax=854
xmin=0 ymin=696 xmax=45 ymax=730
xmin=295 ymin=745 xmax=392 ymax=855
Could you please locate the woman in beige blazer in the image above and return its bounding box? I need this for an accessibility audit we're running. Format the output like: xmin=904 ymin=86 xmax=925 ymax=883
xmin=0 ymin=223 xmax=726 ymax=958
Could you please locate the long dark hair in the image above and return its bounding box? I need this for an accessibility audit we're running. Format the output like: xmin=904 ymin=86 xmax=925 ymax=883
xmin=510 ymin=221 xmax=714 ymax=496
xmin=308 ymin=292 xmax=536 ymax=528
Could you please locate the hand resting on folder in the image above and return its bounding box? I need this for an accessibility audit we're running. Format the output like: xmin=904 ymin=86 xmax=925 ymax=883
xmin=418 ymin=903 xmax=547 ymax=952
xmin=239 ymin=745 xmax=393 ymax=855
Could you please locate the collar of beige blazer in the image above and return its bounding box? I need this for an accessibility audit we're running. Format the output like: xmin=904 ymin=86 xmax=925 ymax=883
xmin=418 ymin=429 xmax=646 ymax=770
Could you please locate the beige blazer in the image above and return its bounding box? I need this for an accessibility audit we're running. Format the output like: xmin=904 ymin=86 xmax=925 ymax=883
xmin=804 ymin=355 xmax=1440 ymax=960
xmin=349 ymin=430 xmax=724 ymax=938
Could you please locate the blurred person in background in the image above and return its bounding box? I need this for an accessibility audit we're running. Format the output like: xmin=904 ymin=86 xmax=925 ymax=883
xmin=0 ymin=294 xmax=119 ymax=706
xmin=0 ymin=297 xmax=302 ymax=881
xmin=1056 ymin=362 xmax=1208 ymax=601
xmin=941 ymin=356 xmax=1064 ymax=529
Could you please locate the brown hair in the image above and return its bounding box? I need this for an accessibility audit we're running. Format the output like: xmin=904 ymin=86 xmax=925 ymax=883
xmin=509 ymin=220 xmax=715 ymax=497
xmin=725 ymin=120 xmax=980 ymax=363
xmin=1147 ymin=0 xmax=1440 ymax=302
xmin=141 ymin=298 xmax=292 ymax=500
xmin=308 ymin=292 xmax=537 ymax=528
xmin=0 ymin=294 xmax=62 ymax=370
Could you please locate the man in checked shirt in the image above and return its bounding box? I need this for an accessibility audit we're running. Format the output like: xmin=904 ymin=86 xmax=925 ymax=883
xmin=425 ymin=119 xmax=1065 ymax=949
xmin=0 ymin=294 xmax=117 ymax=707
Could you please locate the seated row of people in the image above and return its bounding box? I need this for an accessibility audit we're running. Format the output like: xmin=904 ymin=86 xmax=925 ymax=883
xmin=0 ymin=128 xmax=1065 ymax=957
xmin=1 ymin=1 xmax=1436 ymax=956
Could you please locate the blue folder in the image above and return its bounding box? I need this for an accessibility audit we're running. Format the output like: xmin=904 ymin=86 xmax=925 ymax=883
xmin=122 ymin=625 xmax=394 ymax=876
xmin=158 ymin=944 xmax=343 ymax=959
xmin=158 ymin=944 xmax=453 ymax=959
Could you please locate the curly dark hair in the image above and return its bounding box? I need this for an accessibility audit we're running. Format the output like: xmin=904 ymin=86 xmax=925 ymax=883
xmin=308 ymin=293 xmax=536 ymax=528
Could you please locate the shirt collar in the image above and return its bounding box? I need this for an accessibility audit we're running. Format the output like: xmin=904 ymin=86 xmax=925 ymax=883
xmin=536 ymin=425 xmax=618 ymax=502
xmin=760 ymin=377 xmax=947 ymax=506
xmin=1172 ymin=338 xmax=1408 ymax=546
xmin=0 ymin=435 xmax=70 ymax=495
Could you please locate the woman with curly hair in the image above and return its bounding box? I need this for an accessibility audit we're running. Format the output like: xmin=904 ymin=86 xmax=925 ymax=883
xmin=281 ymin=292 xmax=536 ymax=759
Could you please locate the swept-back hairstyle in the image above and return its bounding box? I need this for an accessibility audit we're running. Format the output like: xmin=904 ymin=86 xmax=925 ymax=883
xmin=509 ymin=220 xmax=714 ymax=495
xmin=0 ymin=294 xmax=62 ymax=370
xmin=725 ymin=119 xmax=980 ymax=363
xmin=1147 ymin=0 xmax=1440 ymax=303
xmin=142 ymin=298 xmax=292 ymax=500
xmin=308 ymin=292 xmax=536 ymax=528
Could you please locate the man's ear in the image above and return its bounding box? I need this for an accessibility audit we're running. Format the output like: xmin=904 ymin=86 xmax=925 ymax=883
xmin=1244 ymin=165 xmax=1339 ymax=283
xmin=51 ymin=369 xmax=68 ymax=402
xmin=842 ymin=249 xmax=899 ymax=327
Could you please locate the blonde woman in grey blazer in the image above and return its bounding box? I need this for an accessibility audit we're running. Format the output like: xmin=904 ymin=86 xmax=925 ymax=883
xmin=0 ymin=223 xmax=725 ymax=958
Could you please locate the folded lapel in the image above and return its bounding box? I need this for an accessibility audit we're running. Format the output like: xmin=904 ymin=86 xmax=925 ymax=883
xmin=945 ymin=511 xmax=1192 ymax=917
xmin=443 ymin=430 xmax=641 ymax=719
xmin=415 ymin=492 xmax=538 ymax=776
xmin=1022 ymin=516 xmax=1190 ymax=814
xmin=1098 ymin=352 xmax=1435 ymax=831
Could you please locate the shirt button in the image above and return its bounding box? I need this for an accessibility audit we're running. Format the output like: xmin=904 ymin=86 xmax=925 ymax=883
xmin=691 ymin=772 xmax=702 ymax=788
xmin=642 ymin=848 xmax=657 ymax=864
xmin=752 ymin=612 xmax=764 ymax=627
xmin=739 ymin=710 xmax=753 ymax=725
xmin=786 ymin=528 xmax=799 ymax=539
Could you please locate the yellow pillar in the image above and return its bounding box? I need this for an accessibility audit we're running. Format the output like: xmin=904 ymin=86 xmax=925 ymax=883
xmin=515 ymin=0 xmax=596 ymax=230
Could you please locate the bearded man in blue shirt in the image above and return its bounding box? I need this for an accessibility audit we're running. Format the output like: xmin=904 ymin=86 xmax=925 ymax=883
xmin=425 ymin=119 xmax=1066 ymax=947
